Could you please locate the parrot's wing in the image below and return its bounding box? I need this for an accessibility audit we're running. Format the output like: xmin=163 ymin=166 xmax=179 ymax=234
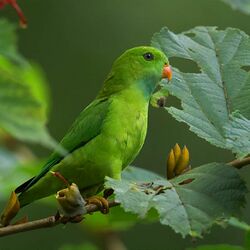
xmin=15 ymin=97 xmax=111 ymax=193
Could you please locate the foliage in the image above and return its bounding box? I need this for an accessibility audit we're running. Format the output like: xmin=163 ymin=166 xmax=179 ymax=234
xmin=222 ymin=0 xmax=250 ymax=15
xmin=152 ymin=26 xmax=250 ymax=157
xmin=0 ymin=19 xmax=57 ymax=148
xmin=84 ymin=167 xmax=159 ymax=232
xmin=105 ymin=164 xmax=247 ymax=238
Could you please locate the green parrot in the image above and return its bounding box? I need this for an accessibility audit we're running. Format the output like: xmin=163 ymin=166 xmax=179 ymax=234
xmin=6 ymin=46 xmax=172 ymax=212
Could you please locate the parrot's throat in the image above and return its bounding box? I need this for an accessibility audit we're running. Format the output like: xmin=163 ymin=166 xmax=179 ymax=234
xmin=137 ymin=77 xmax=159 ymax=101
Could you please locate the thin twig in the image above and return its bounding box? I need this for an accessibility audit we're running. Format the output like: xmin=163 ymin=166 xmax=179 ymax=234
xmin=228 ymin=156 xmax=250 ymax=169
xmin=0 ymin=200 xmax=119 ymax=237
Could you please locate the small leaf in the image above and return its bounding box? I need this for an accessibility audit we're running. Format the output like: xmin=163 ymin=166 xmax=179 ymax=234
xmin=84 ymin=166 xmax=159 ymax=232
xmin=152 ymin=27 xmax=250 ymax=157
xmin=105 ymin=164 xmax=247 ymax=237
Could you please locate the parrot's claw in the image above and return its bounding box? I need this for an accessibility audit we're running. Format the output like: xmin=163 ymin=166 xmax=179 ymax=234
xmin=103 ymin=188 xmax=114 ymax=199
xmin=60 ymin=215 xmax=83 ymax=224
xmin=86 ymin=196 xmax=109 ymax=214
xmin=55 ymin=211 xmax=83 ymax=224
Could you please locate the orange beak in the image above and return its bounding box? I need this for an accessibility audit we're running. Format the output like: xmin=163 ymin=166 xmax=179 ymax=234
xmin=162 ymin=64 xmax=172 ymax=81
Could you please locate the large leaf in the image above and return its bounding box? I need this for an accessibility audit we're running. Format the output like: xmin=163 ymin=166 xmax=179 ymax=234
xmin=84 ymin=167 xmax=159 ymax=232
xmin=152 ymin=27 xmax=250 ymax=157
xmin=222 ymin=0 xmax=250 ymax=15
xmin=0 ymin=19 xmax=56 ymax=148
xmin=105 ymin=164 xmax=247 ymax=238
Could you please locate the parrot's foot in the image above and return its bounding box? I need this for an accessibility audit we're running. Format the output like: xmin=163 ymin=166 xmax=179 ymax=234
xmin=86 ymin=196 xmax=109 ymax=214
xmin=54 ymin=211 xmax=83 ymax=224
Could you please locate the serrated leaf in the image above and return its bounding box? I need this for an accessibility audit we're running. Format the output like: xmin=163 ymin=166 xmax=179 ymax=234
xmin=225 ymin=113 xmax=250 ymax=157
xmin=152 ymin=27 xmax=250 ymax=157
xmin=85 ymin=167 xmax=159 ymax=231
xmin=0 ymin=19 xmax=57 ymax=148
xmin=222 ymin=0 xmax=250 ymax=15
xmin=105 ymin=164 xmax=247 ymax=237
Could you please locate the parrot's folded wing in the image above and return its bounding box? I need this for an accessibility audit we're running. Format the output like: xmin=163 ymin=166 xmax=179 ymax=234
xmin=15 ymin=97 xmax=111 ymax=193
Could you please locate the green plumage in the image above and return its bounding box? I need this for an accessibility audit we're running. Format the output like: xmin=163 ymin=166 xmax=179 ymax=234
xmin=16 ymin=46 xmax=169 ymax=207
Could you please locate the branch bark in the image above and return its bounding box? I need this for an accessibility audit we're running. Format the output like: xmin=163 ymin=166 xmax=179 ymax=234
xmin=228 ymin=156 xmax=250 ymax=169
xmin=0 ymin=200 xmax=119 ymax=237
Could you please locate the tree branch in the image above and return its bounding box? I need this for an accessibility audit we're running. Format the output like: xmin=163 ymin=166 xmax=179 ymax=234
xmin=228 ymin=156 xmax=250 ymax=169
xmin=0 ymin=200 xmax=119 ymax=237
xmin=0 ymin=156 xmax=249 ymax=238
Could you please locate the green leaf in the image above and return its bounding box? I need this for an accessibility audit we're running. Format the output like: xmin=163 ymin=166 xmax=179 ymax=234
xmin=152 ymin=27 xmax=250 ymax=157
xmin=227 ymin=217 xmax=250 ymax=249
xmin=0 ymin=19 xmax=57 ymax=148
xmin=105 ymin=164 xmax=247 ymax=238
xmin=222 ymin=0 xmax=250 ymax=15
xmin=225 ymin=113 xmax=250 ymax=157
xmin=188 ymin=244 xmax=244 ymax=250
xmin=84 ymin=167 xmax=159 ymax=232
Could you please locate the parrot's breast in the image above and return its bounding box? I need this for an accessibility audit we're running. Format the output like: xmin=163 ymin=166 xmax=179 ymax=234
xmin=101 ymin=86 xmax=149 ymax=176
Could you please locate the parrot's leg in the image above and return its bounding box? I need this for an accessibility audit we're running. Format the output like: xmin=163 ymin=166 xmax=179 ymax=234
xmin=86 ymin=196 xmax=109 ymax=214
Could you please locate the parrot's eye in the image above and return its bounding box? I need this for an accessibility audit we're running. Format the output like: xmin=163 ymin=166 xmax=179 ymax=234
xmin=143 ymin=52 xmax=154 ymax=61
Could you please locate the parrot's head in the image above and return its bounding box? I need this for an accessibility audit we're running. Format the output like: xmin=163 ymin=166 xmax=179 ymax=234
xmin=100 ymin=46 xmax=172 ymax=98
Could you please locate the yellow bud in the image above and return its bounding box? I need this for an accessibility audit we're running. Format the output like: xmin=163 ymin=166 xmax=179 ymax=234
xmin=173 ymin=143 xmax=181 ymax=162
xmin=175 ymin=146 xmax=190 ymax=175
xmin=0 ymin=191 xmax=20 ymax=226
xmin=167 ymin=149 xmax=176 ymax=179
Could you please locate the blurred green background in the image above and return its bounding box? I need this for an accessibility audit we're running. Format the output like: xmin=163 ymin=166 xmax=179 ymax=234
xmin=1 ymin=0 xmax=250 ymax=249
